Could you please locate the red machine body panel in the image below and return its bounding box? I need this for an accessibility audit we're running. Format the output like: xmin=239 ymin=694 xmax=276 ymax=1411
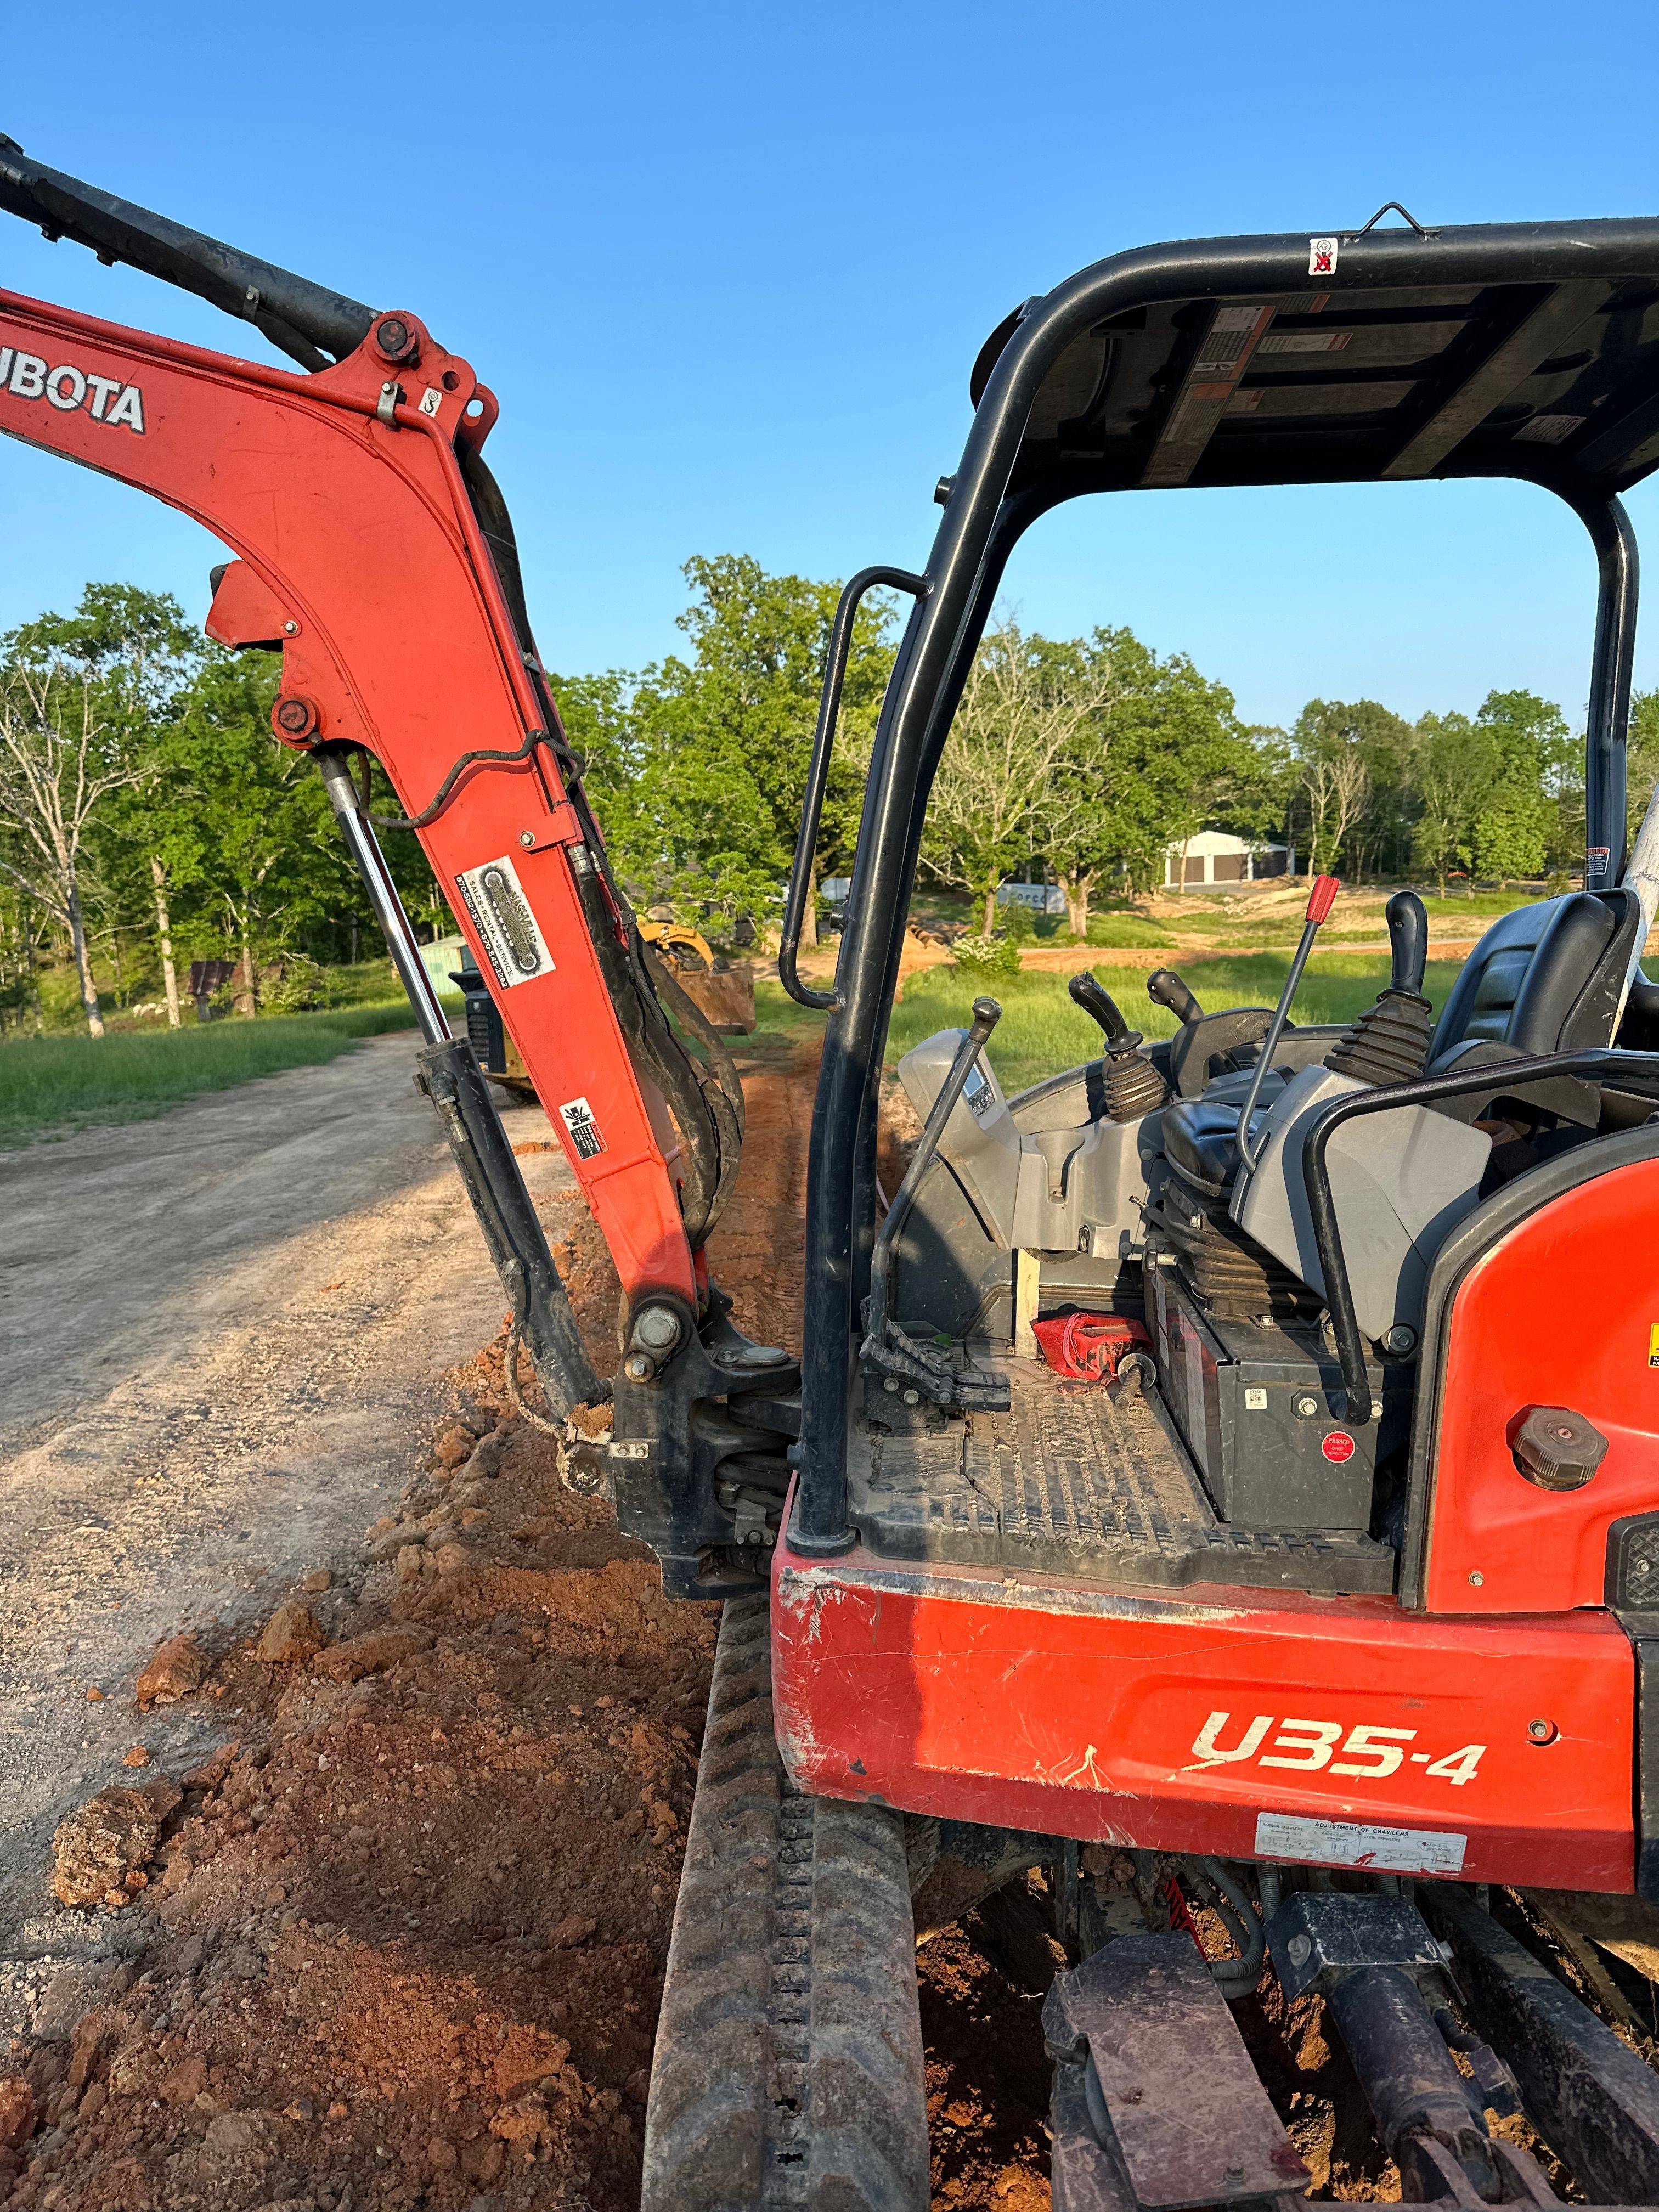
xmin=1422 ymin=1158 xmax=1659 ymax=1616
xmin=0 ymin=286 xmax=694 ymax=1304
xmin=771 ymin=1528 xmax=1638 ymax=1891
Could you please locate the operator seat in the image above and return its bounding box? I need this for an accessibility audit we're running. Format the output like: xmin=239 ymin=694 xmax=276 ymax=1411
xmin=1425 ymin=888 xmax=1643 ymax=1069
xmin=1158 ymin=887 xmax=1643 ymax=1199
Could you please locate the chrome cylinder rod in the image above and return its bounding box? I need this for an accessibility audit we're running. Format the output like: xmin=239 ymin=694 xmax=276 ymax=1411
xmin=314 ymin=745 xmax=451 ymax=1044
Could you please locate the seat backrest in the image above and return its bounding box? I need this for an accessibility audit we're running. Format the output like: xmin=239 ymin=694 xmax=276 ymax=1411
xmin=1429 ymin=888 xmax=1642 ymax=1070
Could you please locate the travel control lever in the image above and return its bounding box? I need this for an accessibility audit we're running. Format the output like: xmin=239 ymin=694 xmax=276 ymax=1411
xmin=1234 ymin=874 xmax=1340 ymax=1175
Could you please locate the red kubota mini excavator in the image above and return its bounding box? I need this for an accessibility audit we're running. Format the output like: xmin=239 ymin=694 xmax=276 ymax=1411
xmin=12 ymin=141 xmax=1659 ymax=2209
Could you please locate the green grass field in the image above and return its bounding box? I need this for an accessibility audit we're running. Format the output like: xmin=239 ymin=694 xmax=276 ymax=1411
xmin=886 ymin=953 xmax=1466 ymax=1096
xmin=6 ymin=950 xmax=1469 ymax=1149
xmin=0 ymin=1002 xmax=425 ymax=1146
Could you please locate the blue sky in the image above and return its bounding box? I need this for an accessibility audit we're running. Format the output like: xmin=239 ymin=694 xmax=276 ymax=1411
xmin=5 ymin=0 xmax=1659 ymax=732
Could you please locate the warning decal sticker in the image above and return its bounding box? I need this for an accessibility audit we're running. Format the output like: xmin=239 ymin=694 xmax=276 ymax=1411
xmin=1649 ymin=1322 xmax=1659 ymax=1368
xmin=1308 ymin=235 xmax=1339 ymax=277
xmin=559 ymin=1097 xmax=606 ymax=1161
xmin=454 ymin=854 xmax=554 ymax=990
xmin=1255 ymin=1812 xmax=1466 ymax=1877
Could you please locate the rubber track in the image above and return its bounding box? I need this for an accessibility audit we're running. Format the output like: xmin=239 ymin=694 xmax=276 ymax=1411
xmin=641 ymin=1592 xmax=930 ymax=2210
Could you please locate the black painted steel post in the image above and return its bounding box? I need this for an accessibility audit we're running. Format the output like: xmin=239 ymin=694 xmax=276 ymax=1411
xmin=1577 ymin=494 xmax=1639 ymax=888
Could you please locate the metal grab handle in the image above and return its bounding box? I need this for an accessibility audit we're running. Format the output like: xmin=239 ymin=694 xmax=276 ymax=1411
xmin=778 ymin=565 xmax=929 ymax=1010
xmin=864 ymin=998 xmax=1001 ymax=1346
xmin=1302 ymin=1044 xmax=1659 ymax=1424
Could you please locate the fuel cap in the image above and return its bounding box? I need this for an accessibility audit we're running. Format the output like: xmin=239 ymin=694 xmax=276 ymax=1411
xmin=1511 ymin=1406 xmax=1609 ymax=1491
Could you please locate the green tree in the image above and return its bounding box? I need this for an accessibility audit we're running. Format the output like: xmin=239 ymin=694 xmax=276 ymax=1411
xmin=0 ymin=584 xmax=198 ymax=1035
xmin=144 ymin=651 xmax=362 ymax=1007
xmin=1474 ymin=690 xmax=1568 ymax=880
xmin=923 ymin=620 xmax=1108 ymax=932
xmin=569 ymin=556 xmax=895 ymax=941
xmin=1628 ymin=689 xmax=1659 ymax=853
xmin=1289 ymin=701 xmax=1416 ymax=879
xmin=1042 ymin=629 xmax=1250 ymax=922
xmin=1409 ymin=712 xmax=1500 ymax=894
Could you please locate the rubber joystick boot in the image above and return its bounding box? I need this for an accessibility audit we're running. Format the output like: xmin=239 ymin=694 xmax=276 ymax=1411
xmin=1069 ymin=972 xmax=1170 ymax=1121
xmin=1324 ymin=891 xmax=1434 ymax=1086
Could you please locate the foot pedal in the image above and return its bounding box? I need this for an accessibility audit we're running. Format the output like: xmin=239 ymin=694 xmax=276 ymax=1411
xmin=1043 ymin=1932 xmax=1310 ymax=2211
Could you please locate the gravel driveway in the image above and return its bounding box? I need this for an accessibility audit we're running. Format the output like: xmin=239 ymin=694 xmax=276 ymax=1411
xmin=0 ymin=1031 xmax=576 ymax=1957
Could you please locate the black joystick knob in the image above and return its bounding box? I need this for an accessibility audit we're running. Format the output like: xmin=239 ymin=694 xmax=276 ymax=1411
xmin=1071 ymin=971 xmax=1168 ymax=1121
xmin=1068 ymin=971 xmax=1131 ymax=1043
xmin=1324 ymin=890 xmax=1434 ymax=1086
xmin=1385 ymin=890 xmax=1429 ymax=1000
xmin=1147 ymin=969 xmax=1204 ymax=1024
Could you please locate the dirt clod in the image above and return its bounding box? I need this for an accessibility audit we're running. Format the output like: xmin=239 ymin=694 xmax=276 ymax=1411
xmin=0 ymin=2076 xmax=33 ymax=2150
xmin=134 ymin=1629 xmax=210 ymax=1706
xmin=121 ymin=1745 xmax=151 ymax=1768
xmin=256 ymin=1599 xmax=325 ymax=1663
xmin=313 ymin=1624 xmax=433 ymax=1683
xmin=50 ymin=1776 xmax=180 ymax=1906
xmin=432 ymin=1419 xmax=478 ymax=1469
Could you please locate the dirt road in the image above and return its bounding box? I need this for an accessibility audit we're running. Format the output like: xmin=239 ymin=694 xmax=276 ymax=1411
xmin=0 ymin=1032 xmax=579 ymax=1952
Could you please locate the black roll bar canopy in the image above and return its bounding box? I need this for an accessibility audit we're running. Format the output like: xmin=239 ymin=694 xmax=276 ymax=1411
xmin=794 ymin=211 xmax=1659 ymax=1557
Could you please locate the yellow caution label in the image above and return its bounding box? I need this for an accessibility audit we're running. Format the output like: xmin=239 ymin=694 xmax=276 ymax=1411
xmin=1650 ymin=1323 xmax=1659 ymax=1368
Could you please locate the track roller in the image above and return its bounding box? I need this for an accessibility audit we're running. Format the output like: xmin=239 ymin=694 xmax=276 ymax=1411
xmin=641 ymin=1592 xmax=930 ymax=2211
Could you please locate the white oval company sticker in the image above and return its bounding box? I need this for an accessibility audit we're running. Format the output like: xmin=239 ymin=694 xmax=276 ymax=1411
xmin=455 ymin=853 xmax=553 ymax=989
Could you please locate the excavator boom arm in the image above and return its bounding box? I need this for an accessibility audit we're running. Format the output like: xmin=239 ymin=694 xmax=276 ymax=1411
xmin=0 ymin=148 xmax=703 ymax=1313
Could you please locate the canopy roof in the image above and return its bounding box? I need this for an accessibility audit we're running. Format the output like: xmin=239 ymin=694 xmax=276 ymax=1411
xmin=972 ymin=218 xmax=1659 ymax=509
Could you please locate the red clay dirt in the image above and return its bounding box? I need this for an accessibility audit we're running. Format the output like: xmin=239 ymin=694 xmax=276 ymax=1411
xmin=0 ymin=1028 xmax=966 ymax=2212
xmin=0 ymin=1020 xmax=1503 ymax=2212
xmin=5 ymin=1019 xmax=1599 ymax=2211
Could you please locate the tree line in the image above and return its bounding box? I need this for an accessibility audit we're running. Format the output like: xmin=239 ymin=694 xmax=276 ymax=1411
xmin=2 ymin=558 xmax=1645 ymax=1036
xmin=0 ymin=584 xmax=445 ymax=1036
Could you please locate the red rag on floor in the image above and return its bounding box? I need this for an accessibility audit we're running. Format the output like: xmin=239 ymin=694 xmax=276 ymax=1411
xmin=1030 ymin=1311 xmax=1150 ymax=1383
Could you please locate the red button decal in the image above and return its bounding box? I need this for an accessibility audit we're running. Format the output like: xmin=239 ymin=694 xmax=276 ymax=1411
xmin=1322 ymin=1431 xmax=1357 ymax=1464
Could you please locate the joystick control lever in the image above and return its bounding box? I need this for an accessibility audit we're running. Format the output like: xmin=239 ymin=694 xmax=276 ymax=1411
xmin=1068 ymin=970 xmax=1131 ymax=1043
xmin=1386 ymin=890 xmax=1429 ymax=999
xmin=1147 ymin=968 xmax=1204 ymax=1024
xmin=1069 ymin=972 xmax=1168 ymax=1121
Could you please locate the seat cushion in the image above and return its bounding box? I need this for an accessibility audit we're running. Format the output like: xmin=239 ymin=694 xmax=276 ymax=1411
xmin=1429 ymin=891 xmax=1633 ymax=1068
xmin=1161 ymin=1098 xmax=1243 ymax=1195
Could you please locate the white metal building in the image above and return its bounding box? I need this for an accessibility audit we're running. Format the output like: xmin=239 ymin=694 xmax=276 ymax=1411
xmin=1162 ymin=830 xmax=1295 ymax=889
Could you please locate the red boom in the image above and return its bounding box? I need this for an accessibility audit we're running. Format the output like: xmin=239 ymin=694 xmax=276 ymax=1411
xmin=0 ymin=286 xmax=694 ymax=1305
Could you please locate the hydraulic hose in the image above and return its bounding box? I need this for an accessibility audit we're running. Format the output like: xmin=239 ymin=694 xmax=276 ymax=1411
xmin=1196 ymin=1858 xmax=1266 ymax=1997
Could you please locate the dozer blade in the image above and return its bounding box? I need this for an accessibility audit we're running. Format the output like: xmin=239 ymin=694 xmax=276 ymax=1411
xmin=1044 ymin=1934 xmax=1311 ymax=2212
xmin=641 ymin=1593 xmax=929 ymax=2211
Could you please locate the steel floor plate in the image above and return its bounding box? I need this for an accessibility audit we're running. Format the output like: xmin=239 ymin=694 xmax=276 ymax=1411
xmin=849 ymin=1356 xmax=1393 ymax=1595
